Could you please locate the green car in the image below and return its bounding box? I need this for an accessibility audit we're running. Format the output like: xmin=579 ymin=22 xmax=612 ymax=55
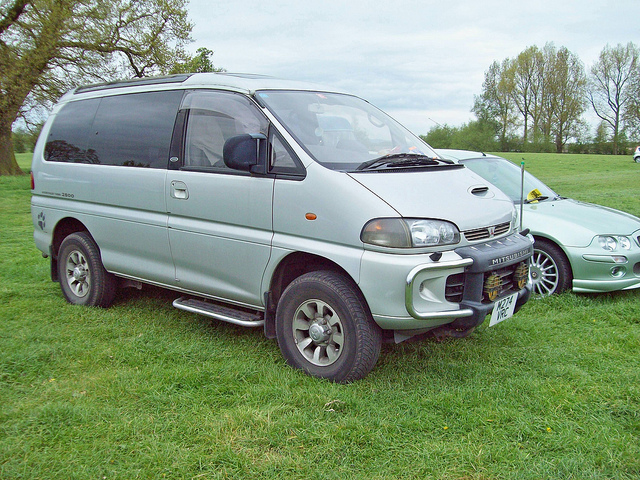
xmin=437 ymin=149 xmax=640 ymax=296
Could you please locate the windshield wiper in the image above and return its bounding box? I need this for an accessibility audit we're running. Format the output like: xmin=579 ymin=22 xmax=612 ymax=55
xmin=355 ymin=153 xmax=443 ymax=171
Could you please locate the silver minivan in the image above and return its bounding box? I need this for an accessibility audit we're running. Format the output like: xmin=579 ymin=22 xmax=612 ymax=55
xmin=31 ymin=73 xmax=533 ymax=382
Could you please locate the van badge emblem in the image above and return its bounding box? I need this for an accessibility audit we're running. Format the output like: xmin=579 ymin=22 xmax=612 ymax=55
xmin=488 ymin=226 xmax=496 ymax=237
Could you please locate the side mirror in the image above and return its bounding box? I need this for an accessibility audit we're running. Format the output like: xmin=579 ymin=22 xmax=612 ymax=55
xmin=223 ymin=133 xmax=267 ymax=173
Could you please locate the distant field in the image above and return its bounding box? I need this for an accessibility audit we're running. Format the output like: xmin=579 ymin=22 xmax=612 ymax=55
xmin=1 ymin=154 xmax=638 ymax=479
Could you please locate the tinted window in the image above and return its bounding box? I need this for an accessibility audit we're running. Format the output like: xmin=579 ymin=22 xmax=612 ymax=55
xmin=91 ymin=91 xmax=183 ymax=168
xmin=45 ymin=99 xmax=100 ymax=163
xmin=45 ymin=91 xmax=183 ymax=168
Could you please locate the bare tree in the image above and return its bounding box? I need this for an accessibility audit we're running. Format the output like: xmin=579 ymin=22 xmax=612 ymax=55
xmin=0 ymin=0 xmax=193 ymax=175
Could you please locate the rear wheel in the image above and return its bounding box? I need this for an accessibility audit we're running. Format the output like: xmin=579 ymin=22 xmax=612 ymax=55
xmin=58 ymin=232 xmax=117 ymax=307
xmin=275 ymin=271 xmax=382 ymax=383
xmin=530 ymin=239 xmax=572 ymax=296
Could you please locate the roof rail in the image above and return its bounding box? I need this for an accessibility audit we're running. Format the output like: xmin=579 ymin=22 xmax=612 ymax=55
xmin=74 ymin=74 xmax=193 ymax=94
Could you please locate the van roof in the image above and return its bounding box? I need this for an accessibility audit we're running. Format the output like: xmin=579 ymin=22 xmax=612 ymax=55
xmin=72 ymin=72 xmax=343 ymax=96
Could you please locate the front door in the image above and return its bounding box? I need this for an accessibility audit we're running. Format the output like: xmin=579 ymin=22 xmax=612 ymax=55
xmin=166 ymin=90 xmax=273 ymax=308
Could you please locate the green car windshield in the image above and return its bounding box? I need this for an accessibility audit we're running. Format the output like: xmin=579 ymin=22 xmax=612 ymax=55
xmin=460 ymin=156 xmax=559 ymax=203
xmin=256 ymin=90 xmax=439 ymax=171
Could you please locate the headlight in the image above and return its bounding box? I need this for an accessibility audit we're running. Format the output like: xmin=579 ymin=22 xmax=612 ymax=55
xmin=598 ymin=235 xmax=632 ymax=251
xmin=618 ymin=236 xmax=631 ymax=250
xmin=361 ymin=218 xmax=460 ymax=248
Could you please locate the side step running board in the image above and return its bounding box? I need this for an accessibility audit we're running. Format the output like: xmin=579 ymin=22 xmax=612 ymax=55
xmin=173 ymin=296 xmax=265 ymax=328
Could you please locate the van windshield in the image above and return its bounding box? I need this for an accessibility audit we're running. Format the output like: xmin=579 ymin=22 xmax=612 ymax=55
xmin=256 ymin=90 xmax=441 ymax=172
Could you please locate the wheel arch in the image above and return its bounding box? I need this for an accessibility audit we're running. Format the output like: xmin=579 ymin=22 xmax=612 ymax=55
xmin=263 ymin=251 xmax=366 ymax=339
xmin=532 ymin=235 xmax=573 ymax=271
xmin=50 ymin=217 xmax=90 ymax=281
xmin=531 ymin=235 xmax=574 ymax=295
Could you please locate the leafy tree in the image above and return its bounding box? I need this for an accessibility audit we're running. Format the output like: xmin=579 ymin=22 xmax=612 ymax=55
xmin=0 ymin=0 xmax=193 ymax=175
xmin=170 ymin=47 xmax=225 ymax=74
xmin=544 ymin=46 xmax=588 ymax=152
xmin=624 ymin=66 xmax=640 ymax=141
xmin=421 ymin=124 xmax=457 ymax=149
xmin=588 ymin=42 xmax=640 ymax=155
xmin=422 ymin=120 xmax=498 ymax=152
xmin=472 ymin=59 xmax=518 ymax=151
xmin=510 ymin=46 xmax=544 ymax=146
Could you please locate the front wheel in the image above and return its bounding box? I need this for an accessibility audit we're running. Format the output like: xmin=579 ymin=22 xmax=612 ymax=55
xmin=530 ymin=239 xmax=572 ymax=296
xmin=275 ymin=271 xmax=382 ymax=383
xmin=57 ymin=232 xmax=117 ymax=307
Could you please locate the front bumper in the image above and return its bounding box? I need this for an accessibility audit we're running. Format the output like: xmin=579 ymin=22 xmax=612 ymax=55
xmin=565 ymin=234 xmax=640 ymax=293
xmin=360 ymin=233 xmax=533 ymax=332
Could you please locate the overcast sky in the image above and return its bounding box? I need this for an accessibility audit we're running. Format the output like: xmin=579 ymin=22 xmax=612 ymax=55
xmin=188 ymin=0 xmax=639 ymax=135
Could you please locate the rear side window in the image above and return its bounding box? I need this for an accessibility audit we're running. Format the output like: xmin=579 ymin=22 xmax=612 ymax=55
xmin=45 ymin=99 xmax=100 ymax=163
xmin=45 ymin=90 xmax=184 ymax=168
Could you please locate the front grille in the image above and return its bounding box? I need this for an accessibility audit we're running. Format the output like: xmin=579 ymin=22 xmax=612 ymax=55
xmin=463 ymin=222 xmax=510 ymax=242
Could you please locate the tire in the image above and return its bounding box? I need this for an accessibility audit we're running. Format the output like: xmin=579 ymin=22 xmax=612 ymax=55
xmin=634 ymin=156 xmax=640 ymax=163
xmin=530 ymin=239 xmax=572 ymax=296
xmin=57 ymin=232 xmax=117 ymax=307
xmin=275 ymin=271 xmax=382 ymax=383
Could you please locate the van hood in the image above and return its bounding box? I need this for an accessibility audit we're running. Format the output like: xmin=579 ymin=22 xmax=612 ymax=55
xmin=348 ymin=168 xmax=515 ymax=231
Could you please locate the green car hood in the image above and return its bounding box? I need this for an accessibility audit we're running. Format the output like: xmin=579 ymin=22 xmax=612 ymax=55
xmin=523 ymin=198 xmax=640 ymax=247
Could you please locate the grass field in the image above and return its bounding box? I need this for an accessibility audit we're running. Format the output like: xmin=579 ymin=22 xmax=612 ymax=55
xmin=1 ymin=153 xmax=639 ymax=479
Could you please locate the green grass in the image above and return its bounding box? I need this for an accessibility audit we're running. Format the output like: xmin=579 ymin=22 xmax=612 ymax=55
xmin=1 ymin=155 xmax=639 ymax=479
xmin=14 ymin=152 xmax=32 ymax=173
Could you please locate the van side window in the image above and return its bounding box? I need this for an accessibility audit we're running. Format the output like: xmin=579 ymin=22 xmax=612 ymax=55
xmin=44 ymin=91 xmax=183 ymax=168
xmin=181 ymin=91 xmax=268 ymax=171
xmin=91 ymin=91 xmax=184 ymax=168
xmin=45 ymin=99 xmax=100 ymax=163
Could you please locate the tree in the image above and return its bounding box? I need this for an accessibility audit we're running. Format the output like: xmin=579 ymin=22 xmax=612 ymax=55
xmin=588 ymin=42 xmax=640 ymax=155
xmin=472 ymin=59 xmax=518 ymax=151
xmin=0 ymin=0 xmax=193 ymax=175
xmin=624 ymin=65 xmax=640 ymax=141
xmin=421 ymin=120 xmax=498 ymax=152
xmin=170 ymin=47 xmax=225 ymax=74
xmin=544 ymin=46 xmax=588 ymax=153
xmin=510 ymin=46 xmax=544 ymax=147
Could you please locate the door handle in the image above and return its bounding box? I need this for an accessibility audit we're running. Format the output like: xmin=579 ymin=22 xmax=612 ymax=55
xmin=170 ymin=181 xmax=189 ymax=200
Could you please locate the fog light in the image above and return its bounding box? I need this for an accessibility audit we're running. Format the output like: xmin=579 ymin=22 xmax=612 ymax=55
xmin=610 ymin=266 xmax=626 ymax=278
xmin=484 ymin=273 xmax=502 ymax=302
xmin=513 ymin=261 xmax=529 ymax=290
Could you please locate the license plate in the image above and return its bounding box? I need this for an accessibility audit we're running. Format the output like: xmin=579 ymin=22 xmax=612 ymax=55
xmin=489 ymin=292 xmax=518 ymax=327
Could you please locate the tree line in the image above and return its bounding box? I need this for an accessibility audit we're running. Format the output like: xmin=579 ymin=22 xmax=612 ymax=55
xmin=423 ymin=42 xmax=640 ymax=155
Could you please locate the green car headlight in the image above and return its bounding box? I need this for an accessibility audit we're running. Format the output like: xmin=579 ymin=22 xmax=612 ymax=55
xmin=361 ymin=218 xmax=460 ymax=248
xmin=598 ymin=235 xmax=631 ymax=251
